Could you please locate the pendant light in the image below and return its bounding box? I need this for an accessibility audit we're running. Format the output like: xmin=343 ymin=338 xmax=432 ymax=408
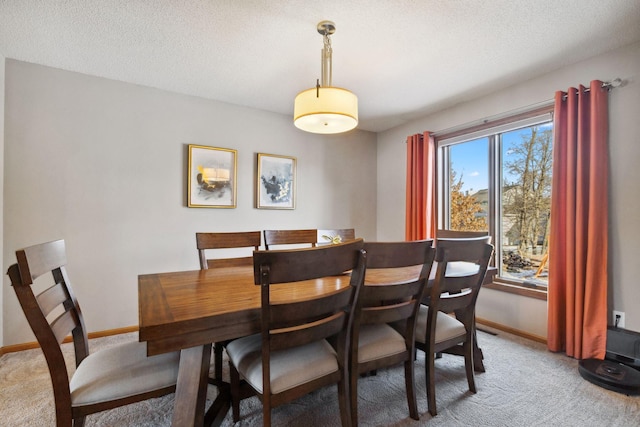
xmin=294 ymin=21 xmax=358 ymax=134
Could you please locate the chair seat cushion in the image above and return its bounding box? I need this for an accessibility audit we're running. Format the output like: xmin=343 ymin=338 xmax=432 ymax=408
xmin=415 ymin=305 xmax=466 ymax=344
xmin=226 ymin=334 xmax=338 ymax=394
xmin=70 ymin=341 xmax=179 ymax=406
xmin=357 ymin=323 xmax=406 ymax=363
xmin=445 ymin=261 xmax=480 ymax=277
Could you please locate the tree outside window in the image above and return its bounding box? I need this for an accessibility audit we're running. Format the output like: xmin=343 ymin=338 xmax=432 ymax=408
xmin=440 ymin=116 xmax=553 ymax=288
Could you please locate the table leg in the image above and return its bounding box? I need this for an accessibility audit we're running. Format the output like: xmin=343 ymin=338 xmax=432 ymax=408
xmin=204 ymin=383 xmax=230 ymax=427
xmin=172 ymin=344 xmax=212 ymax=427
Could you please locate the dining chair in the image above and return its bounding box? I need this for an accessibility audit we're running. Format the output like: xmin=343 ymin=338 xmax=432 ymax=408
xmin=317 ymin=228 xmax=356 ymax=245
xmin=348 ymin=240 xmax=436 ymax=425
xmin=414 ymin=238 xmax=494 ymax=416
xmin=226 ymin=238 xmax=367 ymax=427
xmin=436 ymin=229 xmax=490 ymax=240
xmin=196 ymin=231 xmax=262 ymax=269
xmin=263 ymin=228 xmax=317 ymax=250
xmin=195 ymin=231 xmax=262 ymax=384
xmin=7 ymin=239 xmax=180 ymax=427
xmin=434 ymin=231 xmax=493 ymax=371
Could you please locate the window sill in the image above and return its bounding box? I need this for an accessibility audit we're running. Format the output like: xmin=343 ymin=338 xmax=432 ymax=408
xmin=484 ymin=279 xmax=548 ymax=301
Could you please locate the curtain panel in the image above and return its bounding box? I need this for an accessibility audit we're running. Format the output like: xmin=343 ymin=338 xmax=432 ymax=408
xmin=405 ymin=132 xmax=436 ymax=241
xmin=547 ymin=80 xmax=609 ymax=359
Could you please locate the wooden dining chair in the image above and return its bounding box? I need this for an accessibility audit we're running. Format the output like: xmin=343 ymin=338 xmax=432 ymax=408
xmin=317 ymin=228 xmax=356 ymax=245
xmin=348 ymin=240 xmax=436 ymax=425
xmin=7 ymin=239 xmax=180 ymax=427
xmin=195 ymin=231 xmax=262 ymax=384
xmin=226 ymin=238 xmax=367 ymax=427
xmin=263 ymin=228 xmax=317 ymax=250
xmin=196 ymin=231 xmax=262 ymax=269
xmin=434 ymin=231 xmax=493 ymax=371
xmin=414 ymin=238 xmax=493 ymax=416
xmin=436 ymin=229 xmax=490 ymax=240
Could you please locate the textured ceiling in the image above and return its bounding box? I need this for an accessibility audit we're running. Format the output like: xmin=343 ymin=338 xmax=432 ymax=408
xmin=1 ymin=0 xmax=640 ymax=132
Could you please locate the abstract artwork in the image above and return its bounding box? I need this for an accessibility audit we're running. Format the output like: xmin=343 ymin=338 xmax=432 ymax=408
xmin=188 ymin=144 xmax=237 ymax=208
xmin=256 ymin=153 xmax=296 ymax=209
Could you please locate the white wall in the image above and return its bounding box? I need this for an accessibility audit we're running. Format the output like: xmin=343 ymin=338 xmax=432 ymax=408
xmin=0 ymin=54 xmax=5 ymax=347
xmin=2 ymin=60 xmax=377 ymax=346
xmin=377 ymin=42 xmax=640 ymax=338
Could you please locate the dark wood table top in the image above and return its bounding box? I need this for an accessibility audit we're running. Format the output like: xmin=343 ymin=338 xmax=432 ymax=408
xmin=139 ymin=266 xmax=358 ymax=356
xmin=139 ymin=263 xmax=496 ymax=355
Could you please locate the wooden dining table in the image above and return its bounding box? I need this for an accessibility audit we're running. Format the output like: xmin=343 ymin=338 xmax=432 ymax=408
xmin=138 ymin=262 xmax=495 ymax=427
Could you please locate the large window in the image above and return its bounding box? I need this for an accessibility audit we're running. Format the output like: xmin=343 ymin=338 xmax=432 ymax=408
xmin=437 ymin=109 xmax=553 ymax=289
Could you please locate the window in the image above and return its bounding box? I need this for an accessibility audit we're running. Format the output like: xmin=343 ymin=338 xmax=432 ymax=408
xmin=436 ymin=107 xmax=553 ymax=290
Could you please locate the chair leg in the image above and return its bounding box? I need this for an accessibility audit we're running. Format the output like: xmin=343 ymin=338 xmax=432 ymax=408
xmin=337 ymin=378 xmax=351 ymax=427
xmin=262 ymin=399 xmax=271 ymax=427
xmin=349 ymin=367 xmax=359 ymax=427
xmin=472 ymin=329 xmax=486 ymax=372
xmin=426 ymin=351 xmax=437 ymax=416
xmin=464 ymin=336 xmax=477 ymax=393
xmin=73 ymin=416 xmax=86 ymax=427
xmin=214 ymin=343 xmax=223 ymax=380
xmin=229 ymin=361 xmax=241 ymax=422
xmin=404 ymin=358 xmax=419 ymax=420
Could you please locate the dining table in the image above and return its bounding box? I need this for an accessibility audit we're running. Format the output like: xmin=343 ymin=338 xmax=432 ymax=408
xmin=138 ymin=262 xmax=495 ymax=427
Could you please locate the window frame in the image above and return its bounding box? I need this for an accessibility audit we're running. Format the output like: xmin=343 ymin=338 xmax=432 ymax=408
xmin=434 ymin=104 xmax=554 ymax=298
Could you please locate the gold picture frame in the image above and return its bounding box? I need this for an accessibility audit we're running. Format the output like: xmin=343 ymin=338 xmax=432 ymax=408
xmin=188 ymin=144 xmax=237 ymax=208
xmin=256 ymin=153 xmax=296 ymax=209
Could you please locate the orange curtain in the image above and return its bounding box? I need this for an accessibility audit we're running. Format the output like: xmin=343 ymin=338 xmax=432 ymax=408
xmin=405 ymin=132 xmax=436 ymax=241
xmin=547 ymin=80 xmax=608 ymax=359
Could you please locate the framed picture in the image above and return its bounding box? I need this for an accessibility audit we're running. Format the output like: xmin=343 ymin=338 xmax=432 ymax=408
xmin=188 ymin=144 xmax=237 ymax=208
xmin=256 ymin=153 xmax=296 ymax=209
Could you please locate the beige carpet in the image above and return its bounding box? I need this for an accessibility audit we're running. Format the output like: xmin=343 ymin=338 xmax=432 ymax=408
xmin=1 ymin=328 xmax=639 ymax=426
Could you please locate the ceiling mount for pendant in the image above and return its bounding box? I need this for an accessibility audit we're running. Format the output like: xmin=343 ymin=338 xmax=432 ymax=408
xmin=293 ymin=20 xmax=358 ymax=135
xmin=317 ymin=20 xmax=336 ymax=37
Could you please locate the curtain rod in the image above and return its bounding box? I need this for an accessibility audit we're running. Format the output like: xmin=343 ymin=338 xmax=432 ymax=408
xmin=594 ymin=77 xmax=623 ymax=91
xmin=429 ymin=78 xmax=623 ymax=138
xmin=561 ymin=78 xmax=623 ymax=99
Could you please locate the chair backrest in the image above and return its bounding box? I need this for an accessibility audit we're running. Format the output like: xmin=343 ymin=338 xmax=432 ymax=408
xmin=317 ymin=228 xmax=356 ymax=245
xmin=435 ymin=231 xmax=493 ymax=271
xmin=437 ymin=229 xmax=490 ymax=241
xmin=428 ymin=239 xmax=494 ymax=316
xmin=252 ymin=238 xmax=367 ymax=397
xmin=348 ymin=240 xmax=435 ymax=378
xmin=7 ymin=239 xmax=89 ymax=410
xmin=263 ymin=229 xmax=318 ymax=250
xmin=352 ymin=240 xmax=436 ymax=354
xmin=196 ymin=231 xmax=262 ymax=269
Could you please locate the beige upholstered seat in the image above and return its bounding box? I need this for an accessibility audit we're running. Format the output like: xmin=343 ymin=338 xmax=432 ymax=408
xmin=69 ymin=340 xmax=178 ymax=406
xmin=7 ymin=239 xmax=179 ymax=426
xmin=227 ymin=334 xmax=340 ymax=395
xmin=415 ymin=238 xmax=493 ymax=416
xmin=227 ymin=239 xmax=367 ymax=427
xmin=416 ymin=309 xmax=467 ymax=346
